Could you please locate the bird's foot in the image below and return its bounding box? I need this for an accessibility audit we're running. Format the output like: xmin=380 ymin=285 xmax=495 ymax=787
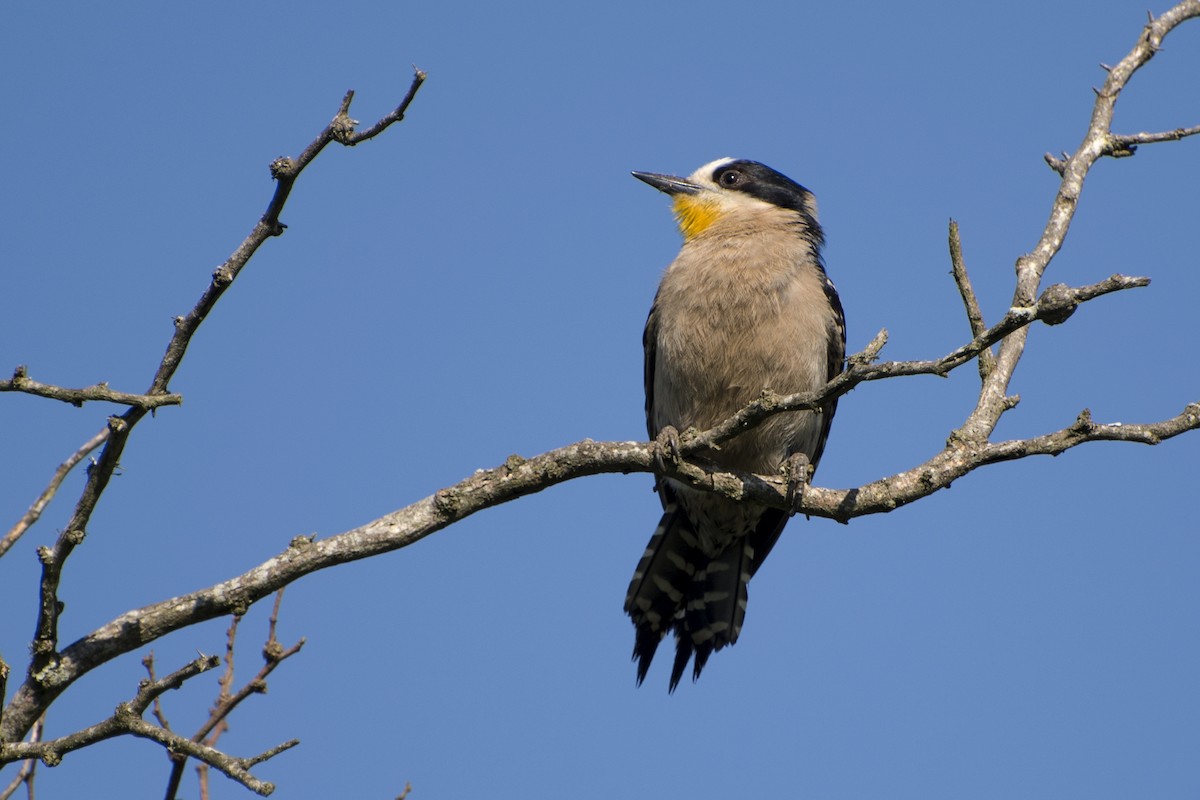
xmin=654 ymin=425 xmax=683 ymax=475
xmin=782 ymin=452 xmax=812 ymax=516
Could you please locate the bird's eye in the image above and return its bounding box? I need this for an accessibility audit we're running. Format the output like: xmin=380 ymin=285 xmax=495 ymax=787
xmin=719 ymin=169 xmax=743 ymax=187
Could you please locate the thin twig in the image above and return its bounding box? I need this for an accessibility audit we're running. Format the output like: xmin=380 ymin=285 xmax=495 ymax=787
xmin=164 ymin=590 xmax=304 ymax=800
xmin=964 ymin=0 xmax=1200 ymax=450
xmin=947 ymin=220 xmax=995 ymax=381
xmin=3 ymin=7 xmax=1200 ymax=791
xmin=689 ymin=273 xmax=1149 ymax=453
xmin=0 ymin=366 xmax=182 ymax=410
xmin=26 ymin=68 xmax=427 ymax=686
xmin=1 ymin=429 xmax=109 ymax=559
xmin=0 ymin=718 xmax=41 ymax=800
xmin=243 ymin=739 xmax=300 ymax=769
xmin=5 ymin=397 xmax=1197 ymax=749
xmin=166 ymin=618 xmax=241 ymax=800
xmin=259 ymin=68 xmax=426 ymax=235
xmin=3 ymin=655 xmax=288 ymax=795
xmin=1109 ymin=122 xmax=1200 ymax=151
xmin=142 ymin=653 xmax=173 ymax=732
xmin=267 ymin=588 xmax=285 ymax=642
xmin=345 ymin=69 xmax=428 ymax=144
xmin=2 ymin=655 xmax=218 ymax=760
xmin=203 ymin=609 xmax=304 ymax=747
xmin=1057 ymin=123 xmax=1200 ymax=170
xmin=1 ymin=269 xmax=1184 ymax=746
xmin=973 ymin=0 xmax=1200 ymax=444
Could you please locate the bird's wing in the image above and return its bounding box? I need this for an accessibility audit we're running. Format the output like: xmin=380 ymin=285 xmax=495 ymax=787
xmin=811 ymin=270 xmax=847 ymax=468
xmin=751 ymin=267 xmax=847 ymax=580
xmin=643 ymin=300 xmax=659 ymax=441
xmin=643 ymin=300 xmax=677 ymax=511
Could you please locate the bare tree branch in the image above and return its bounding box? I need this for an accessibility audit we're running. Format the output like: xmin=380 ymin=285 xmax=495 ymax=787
xmin=340 ymin=71 xmax=427 ymax=145
xmin=257 ymin=70 xmax=425 ymax=238
xmin=687 ymin=273 xmax=1150 ymax=455
xmin=142 ymin=654 xmax=173 ymax=732
xmin=4 ymin=657 xmax=213 ymax=762
xmin=1047 ymin=123 xmax=1200 ymax=172
xmin=1 ymin=429 xmax=109 ymax=559
xmin=960 ymin=0 xmax=1200 ymax=447
xmin=6 ymin=25 xmax=1200 ymax=744
xmin=242 ymin=739 xmax=300 ymax=770
xmin=1 ymin=655 xmax=290 ymax=795
xmin=1111 ymin=123 xmax=1200 ymax=148
xmin=0 ymin=718 xmax=39 ymax=800
xmin=0 ymin=367 xmax=181 ymax=410
xmin=164 ymin=590 xmax=304 ymax=800
xmin=24 ymin=68 xmax=428 ymax=685
xmin=947 ymin=220 xmax=995 ymax=381
xmin=3 ymin=4 xmax=1198 ymax=793
xmin=4 ymin=395 xmax=1197 ymax=745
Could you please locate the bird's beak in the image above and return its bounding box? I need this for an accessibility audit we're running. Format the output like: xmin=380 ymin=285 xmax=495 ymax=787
xmin=632 ymin=171 xmax=702 ymax=196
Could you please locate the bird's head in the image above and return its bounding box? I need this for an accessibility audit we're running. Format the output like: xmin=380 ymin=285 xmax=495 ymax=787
xmin=632 ymin=158 xmax=820 ymax=243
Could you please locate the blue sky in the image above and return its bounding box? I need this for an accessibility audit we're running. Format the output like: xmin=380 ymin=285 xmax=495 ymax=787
xmin=2 ymin=2 xmax=1198 ymax=798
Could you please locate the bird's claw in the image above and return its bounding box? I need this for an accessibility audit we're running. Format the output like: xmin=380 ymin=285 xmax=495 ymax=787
xmin=654 ymin=425 xmax=683 ymax=475
xmin=782 ymin=453 xmax=812 ymax=516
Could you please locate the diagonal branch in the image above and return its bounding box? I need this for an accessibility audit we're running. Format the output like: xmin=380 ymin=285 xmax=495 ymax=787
xmin=3 ymin=5 xmax=1198 ymax=788
xmin=0 ymin=717 xmax=41 ymax=800
xmin=4 ymin=396 xmax=1197 ymax=744
xmin=966 ymin=0 xmax=1200 ymax=445
xmin=0 ymin=654 xmax=292 ymax=795
xmin=2 ymin=656 xmax=218 ymax=761
xmin=164 ymin=590 xmax=304 ymax=800
xmin=1 ymin=429 xmax=108 ymax=559
xmin=688 ymin=273 xmax=1149 ymax=454
xmin=947 ymin=221 xmax=995 ymax=381
xmin=25 ymin=69 xmax=427 ymax=683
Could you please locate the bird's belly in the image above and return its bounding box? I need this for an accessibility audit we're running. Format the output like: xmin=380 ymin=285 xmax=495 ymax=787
xmin=653 ymin=316 xmax=827 ymax=475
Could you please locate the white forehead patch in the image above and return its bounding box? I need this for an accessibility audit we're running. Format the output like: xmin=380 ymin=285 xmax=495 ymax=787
xmin=687 ymin=157 xmax=736 ymax=186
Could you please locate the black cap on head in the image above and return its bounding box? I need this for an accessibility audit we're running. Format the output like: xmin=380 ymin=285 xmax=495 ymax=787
xmin=707 ymin=159 xmax=814 ymax=216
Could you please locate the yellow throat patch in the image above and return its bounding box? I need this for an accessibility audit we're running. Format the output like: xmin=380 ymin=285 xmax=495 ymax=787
xmin=672 ymin=195 xmax=721 ymax=240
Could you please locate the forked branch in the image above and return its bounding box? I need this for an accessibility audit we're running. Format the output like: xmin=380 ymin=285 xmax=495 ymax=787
xmin=22 ymin=68 xmax=427 ymax=689
xmin=3 ymin=5 xmax=1198 ymax=796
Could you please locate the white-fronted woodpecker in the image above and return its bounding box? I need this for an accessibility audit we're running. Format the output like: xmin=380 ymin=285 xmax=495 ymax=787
xmin=626 ymin=158 xmax=846 ymax=691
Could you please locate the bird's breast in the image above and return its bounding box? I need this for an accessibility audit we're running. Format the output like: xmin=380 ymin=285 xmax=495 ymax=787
xmin=651 ymin=236 xmax=832 ymax=473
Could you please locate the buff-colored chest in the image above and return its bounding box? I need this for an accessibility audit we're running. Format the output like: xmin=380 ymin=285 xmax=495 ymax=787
xmin=649 ymin=225 xmax=832 ymax=474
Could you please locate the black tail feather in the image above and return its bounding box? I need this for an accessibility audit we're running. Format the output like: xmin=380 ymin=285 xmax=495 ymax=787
xmin=628 ymin=499 xmax=787 ymax=689
xmin=633 ymin=624 xmax=663 ymax=686
xmin=669 ymin=635 xmax=693 ymax=692
xmin=626 ymin=502 xmax=702 ymax=686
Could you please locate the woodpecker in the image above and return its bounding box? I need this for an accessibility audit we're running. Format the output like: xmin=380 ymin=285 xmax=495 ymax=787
xmin=625 ymin=158 xmax=846 ymax=691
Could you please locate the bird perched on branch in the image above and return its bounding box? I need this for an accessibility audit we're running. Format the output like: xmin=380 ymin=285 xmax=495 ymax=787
xmin=626 ymin=158 xmax=846 ymax=691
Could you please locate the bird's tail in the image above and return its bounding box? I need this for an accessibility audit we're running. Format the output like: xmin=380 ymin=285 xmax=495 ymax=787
xmin=671 ymin=536 xmax=752 ymax=688
xmin=625 ymin=501 xmax=700 ymax=687
xmin=625 ymin=502 xmax=754 ymax=691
